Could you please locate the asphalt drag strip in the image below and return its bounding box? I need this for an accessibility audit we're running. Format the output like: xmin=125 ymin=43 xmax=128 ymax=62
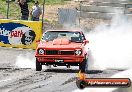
xmin=0 ymin=47 xmax=123 ymax=92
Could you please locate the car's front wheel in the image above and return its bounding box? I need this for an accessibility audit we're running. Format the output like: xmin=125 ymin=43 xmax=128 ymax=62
xmin=79 ymin=58 xmax=88 ymax=73
xmin=36 ymin=58 xmax=42 ymax=71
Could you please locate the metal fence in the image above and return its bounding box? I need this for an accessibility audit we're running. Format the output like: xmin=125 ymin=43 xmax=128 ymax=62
xmin=0 ymin=0 xmax=21 ymax=19
xmin=58 ymin=8 xmax=79 ymax=27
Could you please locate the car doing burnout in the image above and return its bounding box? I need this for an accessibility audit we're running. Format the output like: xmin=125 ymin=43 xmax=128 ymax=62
xmin=35 ymin=30 xmax=89 ymax=72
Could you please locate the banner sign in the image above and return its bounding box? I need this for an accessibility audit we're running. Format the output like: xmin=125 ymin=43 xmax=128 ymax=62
xmin=0 ymin=19 xmax=42 ymax=49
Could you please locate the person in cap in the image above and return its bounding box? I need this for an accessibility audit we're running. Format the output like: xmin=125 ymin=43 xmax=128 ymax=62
xmin=30 ymin=1 xmax=42 ymax=21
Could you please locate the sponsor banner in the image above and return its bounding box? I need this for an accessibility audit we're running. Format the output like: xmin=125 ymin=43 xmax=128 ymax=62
xmin=0 ymin=19 xmax=42 ymax=49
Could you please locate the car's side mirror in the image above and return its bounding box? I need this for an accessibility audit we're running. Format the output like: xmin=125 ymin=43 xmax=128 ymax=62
xmin=83 ymin=40 xmax=89 ymax=44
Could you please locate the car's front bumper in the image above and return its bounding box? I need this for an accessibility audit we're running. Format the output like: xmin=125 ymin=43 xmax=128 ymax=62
xmin=35 ymin=55 xmax=84 ymax=63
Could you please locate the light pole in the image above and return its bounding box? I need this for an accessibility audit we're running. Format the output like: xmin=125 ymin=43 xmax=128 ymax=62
xmin=6 ymin=0 xmax=11 ymax=19
xmin=42 ymin=0 xmax=45 ymax=31
xmin=79 ymin=0 xmax=85 ymax=27
xmin=79 ymin=1 xmax=82 ymax=27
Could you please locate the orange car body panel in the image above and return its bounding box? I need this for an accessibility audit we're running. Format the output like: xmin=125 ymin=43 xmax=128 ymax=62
xmin=35 ymin=30 xmax=88 ymax=65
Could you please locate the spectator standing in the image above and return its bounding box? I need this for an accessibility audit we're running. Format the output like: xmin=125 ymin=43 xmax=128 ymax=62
xmin=30 ymin=1 xmax=42 ymax=21
xmin=17 ymin=0 xmax=29 ymax=20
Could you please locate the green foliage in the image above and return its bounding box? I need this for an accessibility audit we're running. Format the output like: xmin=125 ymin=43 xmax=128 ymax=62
xmin=45 ymin=0 xmax=64 ymax=5
xmin=31 ymin=0 xmax=65 ymax=5
xmin=2 ymin=0 xmax=65 ymax=4
xmin=0 ymin=1 xmax=7 ymax=18
xmin=0 ymin=0 xmax=65 ymax=19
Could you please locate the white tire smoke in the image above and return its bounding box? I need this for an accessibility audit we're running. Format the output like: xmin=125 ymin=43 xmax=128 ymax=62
xmin=86 ymin=15 xmax=132 ymax=70
xmin=15 ymin=53 xmax=36 ymax=69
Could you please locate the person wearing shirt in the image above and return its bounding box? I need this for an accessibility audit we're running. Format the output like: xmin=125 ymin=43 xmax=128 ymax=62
xmin=30 ymin=1 xmax=42 ymax=21
xmin=17 ymin=0 xmax=29 ymax=20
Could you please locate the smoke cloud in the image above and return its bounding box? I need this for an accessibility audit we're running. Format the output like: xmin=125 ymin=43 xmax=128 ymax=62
xmin=86 ymin=15 xmax=132 ymax=70
xmin=15 ymin=53 xmax=36 ymax=69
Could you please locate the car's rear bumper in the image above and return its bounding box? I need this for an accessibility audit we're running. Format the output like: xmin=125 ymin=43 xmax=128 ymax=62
xmin=35 ymin=55 xmax=84 ymax=64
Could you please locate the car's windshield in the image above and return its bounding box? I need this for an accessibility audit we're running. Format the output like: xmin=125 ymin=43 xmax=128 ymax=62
xmin=42 ymin=31 xmax=85 ymax=43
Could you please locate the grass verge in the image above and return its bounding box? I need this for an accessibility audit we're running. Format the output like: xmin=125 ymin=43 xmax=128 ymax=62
xmin=0 ymin=0 xmax=65 ymax=19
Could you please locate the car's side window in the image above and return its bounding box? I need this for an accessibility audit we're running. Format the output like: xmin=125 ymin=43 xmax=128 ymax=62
xmin=81 ymin=33 xmax=85 ymax=41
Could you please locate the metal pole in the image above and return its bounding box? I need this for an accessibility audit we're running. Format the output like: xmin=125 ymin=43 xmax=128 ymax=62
xmin=79 ymin=1 xmax=82 ymax=27
xmin=7 ymin=0 xmax=10 ymax=19
xmin=42 ymin=0 xmax=45 ymax=31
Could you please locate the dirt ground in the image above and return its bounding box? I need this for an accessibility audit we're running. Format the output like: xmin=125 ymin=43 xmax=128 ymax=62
xmin=44 ymin=1 xmax=79 ymax=21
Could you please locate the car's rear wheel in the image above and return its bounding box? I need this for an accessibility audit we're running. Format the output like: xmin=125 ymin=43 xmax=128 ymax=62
xmin=36 ymin=58 xmax=42 ymax=71
xmin=79 ymin=58 xmax=88 ymax=73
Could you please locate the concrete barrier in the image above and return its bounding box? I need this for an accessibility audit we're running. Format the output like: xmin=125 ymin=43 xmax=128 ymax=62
xmin=82 ymin=2 xmax=126 ymax=7
xmin=89 ymin=0 xmax=131 ymax=3
xmin=79 ymin=11 xmax=116 ymax=19
xmin=80 ymin=12 xmax=132 ymax=19
xmin=79 ymin=5 xmax=124 ymax=13
xmin=77 ymin=0 xmax=132 ymax=20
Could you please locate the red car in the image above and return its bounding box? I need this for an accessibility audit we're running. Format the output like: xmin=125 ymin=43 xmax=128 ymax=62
xmin=35 ymin=30 xmax=89 ymax=72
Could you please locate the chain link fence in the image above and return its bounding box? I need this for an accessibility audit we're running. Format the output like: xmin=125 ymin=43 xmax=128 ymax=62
xmin=0 ymin=0 xmax=22 ymax=19
xmin=58 ymin=8 xmax=79 ymax=27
